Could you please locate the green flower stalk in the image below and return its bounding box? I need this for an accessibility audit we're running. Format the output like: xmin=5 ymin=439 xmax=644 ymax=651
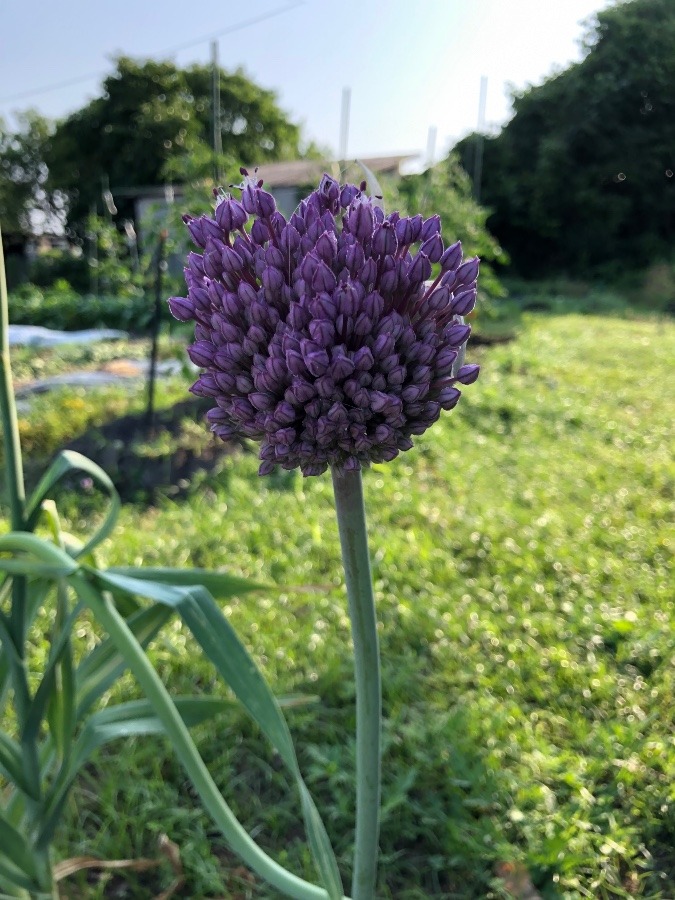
xmin=331 ymin=468 xmax=381 ymax=899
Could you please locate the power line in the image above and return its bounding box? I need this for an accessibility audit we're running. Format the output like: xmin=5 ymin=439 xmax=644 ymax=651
xmin=164 ymin=1 xmax=303 ymax=55
xmin=0 ymin=71 xmax=103 ymax=105
xmin=0 ymin=0 xmax=304 ymax=105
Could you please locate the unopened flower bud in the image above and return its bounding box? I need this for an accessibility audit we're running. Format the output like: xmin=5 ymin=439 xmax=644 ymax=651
xmin=348 ymin=198 xmax=375 ymax=242
xmin=372 ymin=222 xmax=397 ymax=257
xmin=188 ymin=340 xmax=216 ymax=367
xmin=454 ymin=364 xmax=480 ymax=385
xmin=420 ymin=215 xmax=441 ymax=241
xmin=454 ymin=257 xmax=480 ymax=288
xmin=215 ymin=195 xmax=248 ymax=232
xmin=420 ymin=234 xmax=444 ymax=264
xmin=168 ymin=296 xmax=195 ymax=321
xmin=440 ymin=240 xmax=462 ymax=272
xmin=251 ymin=219 xmax=270 ymax=244
xmin=451 ymin=288 xmax=477 ymax=316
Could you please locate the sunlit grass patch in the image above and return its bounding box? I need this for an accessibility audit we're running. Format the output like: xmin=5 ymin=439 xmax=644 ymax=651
xmin=26 ymin=312 xmax=674 ymax=897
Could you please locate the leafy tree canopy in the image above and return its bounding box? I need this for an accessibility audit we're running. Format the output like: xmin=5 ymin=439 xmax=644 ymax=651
xmin=455 ymin=0 xmax=675 ymax=274
xmin=45 ymin=56 xmax=306 ymax=231
xmin=0 ymin=111 xmax=60 ymax=236
xmin=383 ymin=156 xmax=508 ymax=299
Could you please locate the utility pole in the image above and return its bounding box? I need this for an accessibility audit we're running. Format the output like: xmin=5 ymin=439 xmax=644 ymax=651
xmin=339 ymin=87 xmax=351 ymax=168
xmin=88 ymin=203 xmax=99 ymax=298
xmin=101 ymin=174 xmax=117 ymax=224
xmin=211 ymin=40 xmax=222 ymax=185
xmin=425 ymin=125 xmax=437 ymax=170
xmin=146 ymin=229 xmax=168 ymax=432
xmin=473 ymin=76 xmax=488 ymax=203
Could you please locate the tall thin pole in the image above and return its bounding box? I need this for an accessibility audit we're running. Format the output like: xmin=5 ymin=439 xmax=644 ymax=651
xmin=339 ymin=87 xmax=351 ymax=167
xmin=211 ymin=40 xmax=222 ymax=184
xmin=473 ymin=75 xmax=488 ymax=203
xmin=88 ymin=203 xmax=99 ymax=298
xmin=146 ymin=229 xmax=167 ymax=432
xmin=425 ymin=125 xmax=437 ymax=170
xmin=102 ymin=174 xmax=117 ymax=224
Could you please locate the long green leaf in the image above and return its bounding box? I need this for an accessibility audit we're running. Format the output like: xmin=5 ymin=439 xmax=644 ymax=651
xmin=0 ymin=559 xmax=75 ymax=578
xmin=75 ymin=604 xmax=173 ymax=718
xmin=38 ymin=696 xmax=233 ymax=849
xmin=24 ymin=450 xmax=120 ymax=558
xmin=46 ymin=581 xmax=76 ymax=763
xmin=0 ymin=732 xmax=39 ymax=799
xmin=90 ymin=569 xmax=343 ymax=899
xmin=0 ymin=812 xmax=37 ymax=880
xmin=0 ymin=533 xmax=79 ymax=574
xmin=0 ymin=855 xmax=36 ymax=893
xmin=108 ymin=566 xmax=270 ymax=598
xmin=0 ymin=647 xmax=9 ymax=720
xmin=0 ymin=611 xmax=19 ymax=665
xmin=69 ymin=575 xmax=336 ymax=900
xmin=0 ymin=579 xmax=52 ymax=719
xmin=21 ymin=601 xmax=82 ymax=746
xmin=74 ymin=696 xmax=232 ymax=767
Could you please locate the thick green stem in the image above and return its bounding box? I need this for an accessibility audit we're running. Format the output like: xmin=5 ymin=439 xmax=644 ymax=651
xmin=331 ymin=468 xmax=381 ymax=900
xmin=0 ymin=226 xmax=25 ymax=531
xmin=72 ymin=574 xmax=342 ymax=900
xmin=0 ymin=230 xmax=32 ymax=740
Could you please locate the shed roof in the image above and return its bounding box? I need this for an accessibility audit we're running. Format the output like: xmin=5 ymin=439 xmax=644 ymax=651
xmin=113 ymin=154 xmax=417 ymax=198
xmin=254 ymin=155 xmax=416 ymax=188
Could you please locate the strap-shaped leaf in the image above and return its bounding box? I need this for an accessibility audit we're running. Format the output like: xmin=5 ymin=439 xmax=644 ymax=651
xmin=38 ymin=696 xmax=233 ymax=850
xmin=46 ymin=584 xmax=76 ymax=763
xmin=69 ymin=575 xmax=338 ymax=900
xmin=0 ymin=811 xmax=37 ymax=880
xmin=74 ymin=697 xmax=232 ymax=768
xmin=75 ymin=604 xmax=173 ymax=718
xmin=0 ymin=610 xmax=20 ymax=665
xmin=0 ymin=578 xmax=51 ymax=720
xmin=0 ymin=532 xmax=79 ymax=575
xmin=0 ymin=559 xmax=76 ymax=578
xmin=0 ymin=647 xmax=9 ymax=720
xmin=89 ymin=569 xmax=343 ymax=900
xmin=0 ymin=855 xmax=36 ymax=893
xmin=24 ymin=450 xmax=120 ymax=558
xmin=21 ymin=602 xmax=82 ymax=746
xmin=0 ymin=731 xmax=39 ymax=800
xmin=108 ymin=566 xmax=270 ymax=598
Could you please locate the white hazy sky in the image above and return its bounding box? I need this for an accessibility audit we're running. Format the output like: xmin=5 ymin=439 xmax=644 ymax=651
xmin=0 ymin=0 xmax=613 ymax=163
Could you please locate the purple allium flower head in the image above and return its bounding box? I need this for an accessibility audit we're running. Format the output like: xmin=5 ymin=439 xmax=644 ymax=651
xmin=169 ymin=173 xmax=480 ymax=476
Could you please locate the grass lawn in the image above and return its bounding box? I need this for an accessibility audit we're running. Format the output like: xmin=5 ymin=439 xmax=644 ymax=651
xmin=6 ymin=312 xmax=675 ymax=898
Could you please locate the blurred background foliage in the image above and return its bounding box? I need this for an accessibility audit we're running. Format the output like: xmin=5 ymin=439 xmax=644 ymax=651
xmin=455 ymin=0 xmax=675 ymax=278
xmin=3 ymin=0 xmax=675 ymax=329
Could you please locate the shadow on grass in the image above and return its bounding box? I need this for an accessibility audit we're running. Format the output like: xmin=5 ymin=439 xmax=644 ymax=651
xmin=44 ymin=397 xmax=246 ymax=505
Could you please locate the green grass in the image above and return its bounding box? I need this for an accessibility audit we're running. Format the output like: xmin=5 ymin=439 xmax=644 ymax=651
xmin=6 ymin=313 xmax=675 ymax=898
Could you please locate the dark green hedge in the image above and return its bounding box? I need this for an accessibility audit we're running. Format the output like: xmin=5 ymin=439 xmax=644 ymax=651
xmin=8 ymin=283 xmax=155 ymax=332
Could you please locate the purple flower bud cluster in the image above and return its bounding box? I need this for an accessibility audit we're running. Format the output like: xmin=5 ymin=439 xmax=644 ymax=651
xmin=169 ymin=170 xmax=480 ymax=477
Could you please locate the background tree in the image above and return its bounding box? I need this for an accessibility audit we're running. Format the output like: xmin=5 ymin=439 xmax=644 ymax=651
xmin=0 ymin=111 xmax=59 ymax=236
xmin=383 ymin=156 xmax=508 ymax=299
xmin=46 ymin=56 xmax=306 ymax=233
xmin=455 ymin=0 xmax=675 ymax=275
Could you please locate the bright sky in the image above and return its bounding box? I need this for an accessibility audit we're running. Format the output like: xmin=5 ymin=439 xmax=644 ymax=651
xmin=0 ymin=0 xmax=613 ymax=164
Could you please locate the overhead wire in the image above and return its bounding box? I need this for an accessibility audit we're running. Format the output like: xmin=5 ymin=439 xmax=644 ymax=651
xmin=0 ymin=0 xmax=304 ymax=106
